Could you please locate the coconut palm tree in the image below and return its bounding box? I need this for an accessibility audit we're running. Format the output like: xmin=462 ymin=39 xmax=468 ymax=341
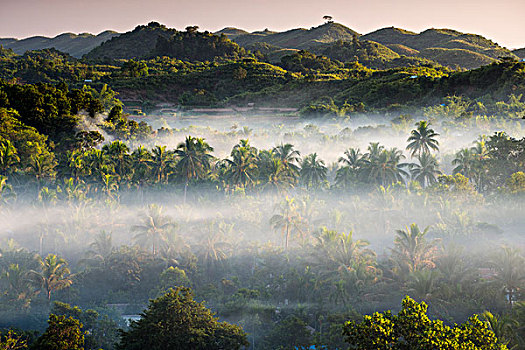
xmin=391 ymin=224 xmax=438 ymax=277
xmin=223 ymin=140 xmax=258 ymax=189
xmin=0 ymin=140 xmax=19 ymax=175
xmin=263 ymin=159 xmax=295 ymax=194
xmin=272 ymin=143 xmax=301 ymax=179
xmin=81 ymin=231 xmax=114 ymax=268
xmin=174 ymin=136 xmax=214 ymax=203
xmin=366 ymin=148 xmax=408 ymax=186
xmin=270 ymin=197 xmax=304 ymax=249
xmin=27 ymin=154 xmax=56 ymax=187
xmin=406 ymin=120 xmax=440 ymax=157
xmin=410 ymin=152 xmax=442 ymax=187
xmin=150 ymin=145 xmax=173 ymax=184
xmin=29 ymin=254 xmax=73 ymax=300
xmin=452 ymin=148 xmax=475 ymax=178
xmin=132 ymin=204 xmax=174 ymax=257
xmin=300 ymin=153 xmax=327 ymax=189
xmin=102 ymin=141 xmax=131 ymax=180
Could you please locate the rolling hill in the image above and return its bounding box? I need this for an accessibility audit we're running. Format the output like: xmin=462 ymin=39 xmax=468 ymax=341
xmin=228 ymin=22 xmax=360 ymax=51
xmin=85 ymin=22 xmax=246 ymax=61
xmin=0 ymin=31 xmax=119 ymax=58
xmin=513 ymin=48 xmax=525 ymax=59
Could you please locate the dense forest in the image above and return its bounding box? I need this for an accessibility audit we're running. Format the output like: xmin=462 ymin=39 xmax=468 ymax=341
xmin=0 ymin=20 xmax=524 ymax=350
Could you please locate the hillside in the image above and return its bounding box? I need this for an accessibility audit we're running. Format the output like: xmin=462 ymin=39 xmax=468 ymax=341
xmin=362 ymin=27 xmax=516 ymax=69
xmin=85 ymin=22 xmax=246 ymax=62
xmin=0 ymin=31 xmax=119 ymax=58
xmin=514 ymin=48 xmax=525 ymax=59
xmin=230 ymin=22 xmax=360 ymax=51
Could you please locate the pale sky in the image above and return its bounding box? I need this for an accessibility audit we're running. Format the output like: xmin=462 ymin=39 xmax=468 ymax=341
xmin=1 ymin=0 xmax=524 ymax=49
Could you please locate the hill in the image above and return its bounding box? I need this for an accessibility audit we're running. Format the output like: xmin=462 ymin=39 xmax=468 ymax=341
xmin=513 ymin=48 xmax=525 ymax=59
xmin=0 ymin=31 xmax=119 ymax=58
xmin=85 ymin=22 xmax=246 ymax=62
xmin=230 ymin=22 xmax=360 ymax=51
xmin=362 ymin=27 xmax=516 ymax=69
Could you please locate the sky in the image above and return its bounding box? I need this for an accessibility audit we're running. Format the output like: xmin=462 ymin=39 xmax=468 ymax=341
xmin=1 ymin=0 xmax=524 ymax=49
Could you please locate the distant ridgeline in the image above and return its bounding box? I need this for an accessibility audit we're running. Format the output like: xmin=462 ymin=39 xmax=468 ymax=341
xmin=0 ymin=21 xmax=524 ymax=112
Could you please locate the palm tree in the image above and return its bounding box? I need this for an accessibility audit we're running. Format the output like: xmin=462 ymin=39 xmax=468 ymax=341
xmin=491 ymin=246 xmax=524 ymax=308
xmin=131 ymin=146 xmax=152 ymax=182
xmin=174 ymin=136 xmax=214 ymax=203
xmin=482 ymin=311 xmax=517 ymax=347
xmin=407 ymin=269 xmax=442 ymax=301
xmin=81 ymin=231 xmax=114 ymax=268
xmin=311 ymin=228 xmax=378 ymax=305
xmin=0 ymin=175 xmax=15 ymax=205
xmin=262 ymin=159 xmax=295 ymax=193
xmin=27 ymin=154 xmax=56 ymax=187
xmin=2 ymin=264 xmax=34 ymax=305
xmin=452 ymin=148 xmax=475 ymax=178
xmin=0 ymin=140 xmax=19 ymax=175
xmin=300 ymin=153 xmax=327 ymax=189
xmin=223 ymin=140 xmax=258 ymax=189
xmin=270 ymin=197 xmax=304 ymax=249
xmin=335 ymin=148 xmax=365 ymax=188
xmin=132 ymin=204 xmax=174 ymax=257
xmin=150 ymin=145 xmax=173 ymax=184
xmin=410 ymin=152 xmax=442 ymax=187
xmin=406 ymin=120 xmax=440 ymax=157
xmin=272 ymin=143 xmax=301 ymax=179
xmin=197 ymin=221 xmax=233 ymax=278
xmin=29 ymin=254 xmax=73 ymax=300
xmin=366 ymin=148 xmax=408 ymax=186
xmin=391 ymin=224 xmax=438 ymax=277
xmin=102 ymin=141 xmax=131 ymax=180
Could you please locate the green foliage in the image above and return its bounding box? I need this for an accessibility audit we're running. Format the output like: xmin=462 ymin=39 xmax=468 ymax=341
xmin=117 ymin=287 xmax=248 ymax=350
xmin=343 ymin=296 xmax=507 ymax=349
xmin=263 ymin=315 xmax=314 ymax=350
xmin=32 ymin=314 xmax=84 ymax=350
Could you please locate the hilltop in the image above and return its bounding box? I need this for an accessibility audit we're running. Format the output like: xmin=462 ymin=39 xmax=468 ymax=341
xmin=362 ymin=27 xmax=516 ymax=69
xmin=84 ymin=22 xmax=246 ymax=61
xmin=0 ymin=31 xmax=119 ymax=58
xmin=229 ymin=22 xmax=360 ymax=51
xmin=513 ymin=48 xmax=525 ymax=59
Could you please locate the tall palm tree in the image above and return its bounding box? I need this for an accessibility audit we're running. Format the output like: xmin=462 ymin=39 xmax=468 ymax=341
xmin=270 ymin=197 xmax=304 ymax=249
xmin=223 ymin=140 xmax=258 ymax=189
xmin=366 ymin=148 xmax=408 ymax=186
xmin=263 ymin=159 xmax=295 ymax=193
xmin=0 ymin=140 xmax=19 ymax=175
xmin=300 ymin=153 xmax=327 ymax=189
xmin=336 ymin=148 xmax=366 ymax=188
xmin=174 ymin=136 xmax=214 ymax=203
xmin=131 ymin=146 xmax=153 ymax=197
xmin=272 ymin=143 xmax=301 ymax=179
xmin=391 ymin=224 xmax=438 ymax=277
xmin=150 ymin=145 xmax=173 ymax=184
xmin=131 ymin=204 xmax=174 ymax=257
xmin=410 ymin=152 xmax=442 ymax=187
xmin=406 ymin=120 xmax=440 ymax=157
xmin=29 ymin=254 xmax=73 ymax=300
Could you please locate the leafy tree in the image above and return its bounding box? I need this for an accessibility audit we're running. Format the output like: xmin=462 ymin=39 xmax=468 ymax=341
xmin=343 ymin=296 xmax=507 ymax=349
xmin=32 ymin=314 xmax=84 ymax=350
xmin=270 ymin=197 xmax=304 ymax=249
xmin=263 ymin=315 xmax=314 ymax=350
xmin=0 ymin=330 xmax=27 ymax=350
xmin=117 ymin=287 xmax=248 ymax=350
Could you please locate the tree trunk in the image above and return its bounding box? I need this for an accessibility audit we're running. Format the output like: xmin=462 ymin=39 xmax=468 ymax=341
xmin=183 ymin=181 xmax=188 ymax=204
